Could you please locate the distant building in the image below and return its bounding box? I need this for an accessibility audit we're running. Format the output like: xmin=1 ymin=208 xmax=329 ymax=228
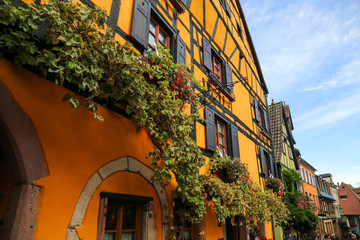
xmin=320 ymin=174 xmax=342 ymax=239
xmin=316 ymin=175 xmax=337 ymax=238
xmin=268 ymin=101 xmax=299 ymax=240
xmin=338 ymin=182 xmax=360 ymax=235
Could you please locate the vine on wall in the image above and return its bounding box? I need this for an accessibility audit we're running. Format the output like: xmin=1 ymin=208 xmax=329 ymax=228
xmin=0 ymin=0 xmax=289 ymax=235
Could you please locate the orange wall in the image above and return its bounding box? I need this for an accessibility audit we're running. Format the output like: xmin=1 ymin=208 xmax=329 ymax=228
xmin=300 ymin=164 xmax=320 ymax=214
xmin=0 ymin=59 xmax=166 ymax=239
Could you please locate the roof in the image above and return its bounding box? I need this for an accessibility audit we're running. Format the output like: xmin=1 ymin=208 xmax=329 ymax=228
xmin=268 ymin=102 xmax=283 ymax=163
xmin=299 ymin=158 xmax=317 ymax=173
xmin=234 ymin=0 xmax=268 ymax=94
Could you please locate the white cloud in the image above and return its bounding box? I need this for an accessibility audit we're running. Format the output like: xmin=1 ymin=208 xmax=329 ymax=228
xmin=302 ymin=60 xmax=360 ymax=92
xmin=241 ymin=0 xmax=360 ymax=98
xmin=294 ymin=92 xmax=360 ymax=132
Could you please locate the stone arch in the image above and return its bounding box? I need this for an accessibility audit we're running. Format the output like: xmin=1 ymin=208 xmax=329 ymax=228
xmin=0 ymin=82 xmax=48 ymax=239
xmin=66 ymin=156 xmax=169 ymax=240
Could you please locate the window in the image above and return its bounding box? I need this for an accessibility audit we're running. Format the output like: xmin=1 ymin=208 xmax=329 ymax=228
xmin=205 ymin=106 xmax=239 ymax=158
xmin=202 ymin=37 xmax=234 ymax=97
xmin=148 ymin=17 xmax=170 ymax=49
xmin=340 ymin=196 xmax=347 ymax=200
xmin=254 ymin=99 xmax=269 ymax=131
xmin=237 ymin=23 xmax=243 ymax=41
xmin=282 ymin=137 xmax=286 ymax=154
xmin=212 ymin=54 xmax=223 ymax=82
xmin=216 ymin=118 xmax=227 ymax=157
xmin=259 ymin=147 xmax=274 ymax=177
xmin=225 ymin=217 xmax=245 ymax=240
xmin=131 ymin=0 xmax=186 ymax=65
xmin=97 ymin=193 xmax=153 ymax=240
xmin=104 ymin=202 xmax=142 ymax=240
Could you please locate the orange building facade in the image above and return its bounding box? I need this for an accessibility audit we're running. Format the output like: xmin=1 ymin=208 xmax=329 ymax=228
xmin=0 ymin=0 xmax=276 ymax=239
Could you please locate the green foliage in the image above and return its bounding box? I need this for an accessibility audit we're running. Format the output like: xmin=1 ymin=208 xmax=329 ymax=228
xmin=207 ymin=152 xmax=289 ymax=229
xmin=282 ymin=169 xmax=318 ymax=236
xmin=265 ymin=178 xmax=284 ymax=197
xmin=282 ymin=168 xmax=301 ymax=192
xmin=0 ymin=0 xmax=289 ymax=233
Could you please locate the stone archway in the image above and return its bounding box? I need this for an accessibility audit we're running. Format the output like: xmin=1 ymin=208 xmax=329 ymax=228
xmin=66 ymin=156 xmax=169 ymax=240
xmin=0 ymin=82 xmax=48 ymax=239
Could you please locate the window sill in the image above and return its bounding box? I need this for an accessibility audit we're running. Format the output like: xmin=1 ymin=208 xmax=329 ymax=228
xmin=208 ymin=76 xmax=235 ymax=102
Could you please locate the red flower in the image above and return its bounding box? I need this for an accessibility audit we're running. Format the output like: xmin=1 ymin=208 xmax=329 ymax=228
xmin=144 ymin=61 xmax=149 ymax=64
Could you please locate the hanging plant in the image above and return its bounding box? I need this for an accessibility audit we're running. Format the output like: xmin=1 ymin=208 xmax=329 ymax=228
xmin=142 ymin=47 xmax=196 ymax=104
xmin=265 ymin=178 xmax=284 ymax=197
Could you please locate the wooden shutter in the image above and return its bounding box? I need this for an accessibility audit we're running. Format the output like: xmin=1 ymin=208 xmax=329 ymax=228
xmin=205 ymin=106 xmax=216 ymax=151
xmin=131 ymin=0 xmax=150 ymax=48
xmin=230 ymin=123 xmax=239 ymax=158
xmin=223 ymin=0 xmax=231 ymax=17
xmin=202 ymin=37 xmax=212 ymax=71
xmin=97 ymin=197 xmax=108 ymax=240
xmin=176 ymin=36 xmax=186 ymax=66
xmin=225 ymin=62 xmax=233 ymax=92
xmin=254 ymin=99 xmax=260 ymax=122
xmin=269 ymin=154 xmax=275 ymax=176
xmin=107 ymin=0 xmax=121 ymax=37
xmin=263 ymin=109 xmax=268 ymax=130
xmin=260 ymin=147 xmax=266 ymax=175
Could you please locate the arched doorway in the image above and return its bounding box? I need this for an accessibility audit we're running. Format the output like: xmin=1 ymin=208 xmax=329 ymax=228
xmin=0 ymin=82 xmax=47 ymax=239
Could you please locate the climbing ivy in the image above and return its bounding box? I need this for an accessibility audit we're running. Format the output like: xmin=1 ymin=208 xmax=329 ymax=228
xmin=0 ymin=0 xmax=289 ymax=235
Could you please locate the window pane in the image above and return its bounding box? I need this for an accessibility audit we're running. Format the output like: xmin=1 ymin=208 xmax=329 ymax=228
xmin=105 ymin=233 xmax=117 ymax=240
xmin=149 ymin=20 xmax=156 ymax=34
xmin=159 ymin=29 xmax=167 ymax=44
xmin=219 ymin=135 xmax=224 ymax=145
xmin=218 ymin=123 xmax=224 ymax=134
xmin=122 ymin=206 xmax=137 ymax=230
xmin=121 ymin=232 xmax=135 ymax=240
xmin=105 ymin=202 xmax=118 ymax=230
xmin=148 ymin=33 xmax=156 ymax=48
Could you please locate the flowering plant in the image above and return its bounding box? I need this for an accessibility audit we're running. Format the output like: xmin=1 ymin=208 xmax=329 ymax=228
xmin=265 ymin=178 xmax=284 ymax=197
xmin=209 ymin=151 xmax=251 ymax=184
xmin=143 ymin=45 xmax=196 ymax=104
xmin=297 ymin=195 xmax=311 ymax=209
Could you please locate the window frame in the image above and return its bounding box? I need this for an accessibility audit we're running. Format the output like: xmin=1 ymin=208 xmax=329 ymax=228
xmin=97 ymin=193 xmax=153 ymax=240
xmin=254 ymin=98 xmax=269 ymax=131
xmin=259 ymin=147 xmax=274 ymax=178
xmin=104 ymin=202 xmax=142 ymax=240
xmin=205 ymin=106 xmax=239 ymax=158
xmin=148 ymin=16 xmax=170 ymax=50
xmin=215 ymin=118 xmax=228 ymax=157
xmin=131 ymin=0 xmax=187 ymax=65
xmin=202 ymin=37 xmax=235 ymax=100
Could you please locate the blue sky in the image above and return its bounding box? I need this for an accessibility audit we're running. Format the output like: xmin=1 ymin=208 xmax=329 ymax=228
xmin=241 ymin=0 xmax=360 ymax=187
